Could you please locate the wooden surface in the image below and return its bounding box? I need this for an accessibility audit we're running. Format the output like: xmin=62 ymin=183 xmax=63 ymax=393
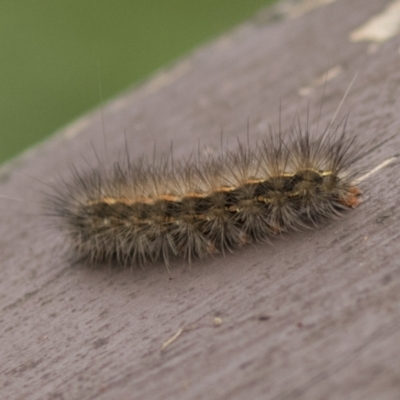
xmin=1 ymin=1 xmax=400 ymax=399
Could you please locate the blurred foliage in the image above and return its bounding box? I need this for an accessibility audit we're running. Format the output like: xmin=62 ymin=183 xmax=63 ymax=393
xmin=0 ymin=0 xmax=276 ymax=163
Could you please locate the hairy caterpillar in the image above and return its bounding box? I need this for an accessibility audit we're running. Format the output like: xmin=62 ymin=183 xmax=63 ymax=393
xmin=47 ymin=115 xmax=366 ymax=268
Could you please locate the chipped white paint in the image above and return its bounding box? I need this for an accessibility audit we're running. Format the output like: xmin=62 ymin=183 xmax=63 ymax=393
xmin=283 ymin=0 xmax=336 ymax=19
xmin=350 ymin=0 xmax=400 ymax=43
xmin=145 ymin=61 xmax=191 ymax=95
xmin=298 ymin=65 xmax=342 ymax=96
xmin=64 ymin=115 xmax=92 ymax=139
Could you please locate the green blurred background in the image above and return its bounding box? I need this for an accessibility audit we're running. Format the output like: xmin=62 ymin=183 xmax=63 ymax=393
xmin=0 ymin=0 xmax=277 ymax=164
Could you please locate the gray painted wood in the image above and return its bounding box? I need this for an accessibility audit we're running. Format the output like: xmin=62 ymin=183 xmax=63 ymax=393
xmin=1 ymin=1 xmax=400 ymax=399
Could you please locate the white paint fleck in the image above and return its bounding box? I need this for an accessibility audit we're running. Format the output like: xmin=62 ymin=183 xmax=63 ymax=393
xmin=298 ymin=65 xmax=342 ymax=97
xmin=350 ymin=0 xmax=400 ymax=43
xmin=284 ymin=0 xmax=337 ymax=19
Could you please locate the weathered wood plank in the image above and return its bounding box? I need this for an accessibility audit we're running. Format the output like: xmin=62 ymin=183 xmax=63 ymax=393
xmin=1 ymin=1 xmax=400 ymax=399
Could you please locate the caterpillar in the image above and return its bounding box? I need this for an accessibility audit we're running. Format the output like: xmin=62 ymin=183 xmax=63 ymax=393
xmin=47 ymin=115 xmax=366 ymax=268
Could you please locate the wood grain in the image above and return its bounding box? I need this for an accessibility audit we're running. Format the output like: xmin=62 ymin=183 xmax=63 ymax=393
xmin=1 ymin=1 xmax=400 ymax=399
